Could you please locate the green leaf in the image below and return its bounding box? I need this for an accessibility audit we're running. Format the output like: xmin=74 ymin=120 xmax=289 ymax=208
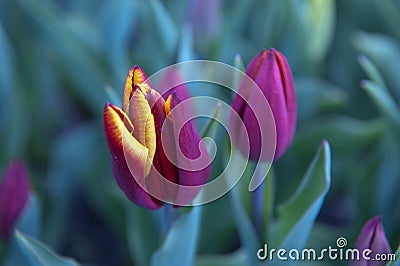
xmin=16 ymin=0 xmax=107 ymax=113
xmin=126 ymin=204 xmax=160 ymax=266
xmin=16 ymin=194 xmax=41 ymax=239
xmin=44 ymin=123 xmax=103 ymax=247
xmin=178 ymin=24 xmax=195 ymax=62
xmin=195 ymin=249 xmax=247 ymax=266
xmin=226 ymin=151 xmax=260 ymax=266
xmin=14 ymin=230 xmax=79 ymax=266
xmin=295 ymin=77 xmax=348 ymax=121
xmin=361 ymin=80 xmax=400 ymax=131
xmin=375 ymin=0 xmax=400 ymax=40
xmin=353 ymin=31 xmax=400 ymax=100
xmin=0 ymin=23 xmax=15 ymax=126
xmin=358 ymin=54 xmax=386 ymax=89
xmin=232 ymin=54 xmax=245 ymax=95
xmin=151 ymin=207 xmax=202 ymax=266
xmin=387 ymin=244 xmax=400 ymax=266
xmin=105 ymin=85 xmax=122 ymax=106
xmin=4 ymin=195 xmax=41 ymax=266
xmin=271 ymin=141 xmax=331 ymax=253
xmin=288 ymin=0 xmax=336 ymax=66
xmin=149 ymin=0 xmax=178 ymax=56
xmin=200 ymin=102 xmax=222 ymax=139
xmin=296 ymin=116 xmax=385 ymax=151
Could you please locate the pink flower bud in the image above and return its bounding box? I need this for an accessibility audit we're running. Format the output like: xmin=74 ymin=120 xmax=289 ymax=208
xmin=231 ymin=48 xmax=297 ymax=160
xmin=0 ymin=160 xmax=30 ymax=240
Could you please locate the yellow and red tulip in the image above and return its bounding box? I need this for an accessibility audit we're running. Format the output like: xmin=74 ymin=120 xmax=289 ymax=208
xmin=103 ymin=66 xmax=210 ymax=209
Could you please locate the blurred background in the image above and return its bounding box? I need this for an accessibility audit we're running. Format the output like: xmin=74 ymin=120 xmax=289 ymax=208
xmin=1 ymin=0 xmax=400 ymax=265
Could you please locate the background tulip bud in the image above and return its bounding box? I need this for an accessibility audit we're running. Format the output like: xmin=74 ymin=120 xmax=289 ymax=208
xmin=186 ymin=0 xmax=221 ymax=49
xmin=0 ymin=160 xmax=30 ymax=240
xmin=231 ymin=48 xmax=297 ymax=161
xmin=352 ymin=216 xmax=392 ymax=266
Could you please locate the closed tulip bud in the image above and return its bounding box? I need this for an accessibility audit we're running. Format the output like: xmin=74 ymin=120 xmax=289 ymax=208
xmin=352 ymin=216 xmax=392 ymax=266
xmin=0 ymin=161 xmax=30 ymax=240
xmin=104 ymin=66 xmax=210 ymax=209
xmin=231 ymin=48 xmax=297 ymax=161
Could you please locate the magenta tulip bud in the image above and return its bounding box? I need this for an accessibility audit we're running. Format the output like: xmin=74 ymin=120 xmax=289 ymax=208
xmin=0 ymin=161 xmax=30 ymax=240
xmin=352 ymin=216 xmax=392 ymax=265
xmin=231 ymin=48 xmax=297 ymax=161
xmin=186 ymin=0 xmax=221 ymax=46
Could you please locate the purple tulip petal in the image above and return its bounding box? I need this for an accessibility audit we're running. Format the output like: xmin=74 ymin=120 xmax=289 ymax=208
xmin=0 ymin=161 xmax=30 ymax=240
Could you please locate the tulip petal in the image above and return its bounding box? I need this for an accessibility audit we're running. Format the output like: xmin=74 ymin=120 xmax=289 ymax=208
xmin=273 ymin=49 xmax=297 ymax=147
xmin=0 ymin=161 xmax=30 ymax=240
xmin=127 ymin=86 xmax=157 ymax=168
xmin=166 ymin=94 xmax=211 ymax=204
xmin=142 ymin=89 xmax=179 ymax=186
xmin=123 ymin=65 xmax=148 ymax=111
xmin=112 ymin=158 xmax=161 ymax=210
xmin=103 ymin=103 xmax=162 ymax=209
xmin=354 ymin=216 xmax=392 ymax=253
xmin=253 ymin=50 xmax=290 ymax=159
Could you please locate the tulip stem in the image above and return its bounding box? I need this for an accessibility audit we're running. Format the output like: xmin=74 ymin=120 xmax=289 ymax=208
xmin=163 ymin=204 xmax=177 ymax=233
xmin=0 ymin=240 xmax=6 ymax=263
xmin=251 ymin=164 xmax=274 ymax=240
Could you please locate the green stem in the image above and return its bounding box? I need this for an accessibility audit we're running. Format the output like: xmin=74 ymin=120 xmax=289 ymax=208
xmin=163 ymin=204 xmax=177 ymax=234
xmin=251 ymin=164 xmax=274 ymax=240
xmin=0 ymin=239 xmax=6 ymax=264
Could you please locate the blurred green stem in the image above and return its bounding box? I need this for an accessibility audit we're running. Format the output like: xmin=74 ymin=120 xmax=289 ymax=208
xmin=251 ymin=164 xmax=274 ymax=239
xmin=163 ymin=204 xmax=177 ymax=235
xmin=0 ymin=239 xmax=6 ymax=264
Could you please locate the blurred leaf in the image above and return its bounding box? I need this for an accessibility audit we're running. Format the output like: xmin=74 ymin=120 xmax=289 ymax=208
xmin=200 ymin=102 xmax=222 ymax=139
xmin=0 ymin=23 xmax=15 ymax=126
xmin=105 ymin=85 xmax=122 ymax=106
xmin=295 ymin=77 xmax=348 ymax=121
xmin=16 ymin=0 xmax=107 ymax=113
xmin=375 ymin=132 xmax=400 ymax=235
xmin=16 ymin=194 xmax=41 ymax=239
xmin=353 ymin=31 xmax=400 ymax=100
xmin=149 ymin=0 xmax=179 ymax=56
xmin=178 ymin=24 xmax=195 ymax=62
xmin=44 ymin=123 xmax=103 ymax=247
xmin=4 ymin=195 xmax=41 ymax=266
xmin=358 ymin=54 xmax=386 ymax=89
xmin=271 ymin=141 xmax=331 ymax=253
xmin=361 ymin=80 xmax=400 ymax=131
xmin=14 ymin=230 xmax=79 ymax=266
xmin=226 ymin=151 xmax=260 ymax=266
xmin=387 ymin=244 xmax=400 ymax=266
xmin=98 ymin=0 xmax=136 ymax=80
xmin=287 ymin=0 xmax=336 ymax=67
xmin=126 ymin=204 xmax=160 ymax=266
xmin=375 ymin=0 xmax=400 ymax=40
xmin=151 ymin=206 xmax=202 ymax=266
xmin=249 ymin=0 xmax=286 ymax=46
xmin=296 ymin=116 xmax=385 ymax=151
xmin=232 ymin=54 xmax=245 ymax=95
xmin=195 ymin=249 xmax=247 ymax=266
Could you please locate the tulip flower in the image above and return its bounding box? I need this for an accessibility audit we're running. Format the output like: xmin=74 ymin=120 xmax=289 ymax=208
xmin=352 ymin=216 xmax=392 ymax=266
xmin=0 ymin=160 xmax=30 ymax=240
xmin=230 ymin=48 xmax=296 ymax=161
xmin=186 ymin=0 xmax=221 ymax=48
xmin=104 ymin=66 xmax=210 ymax=209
